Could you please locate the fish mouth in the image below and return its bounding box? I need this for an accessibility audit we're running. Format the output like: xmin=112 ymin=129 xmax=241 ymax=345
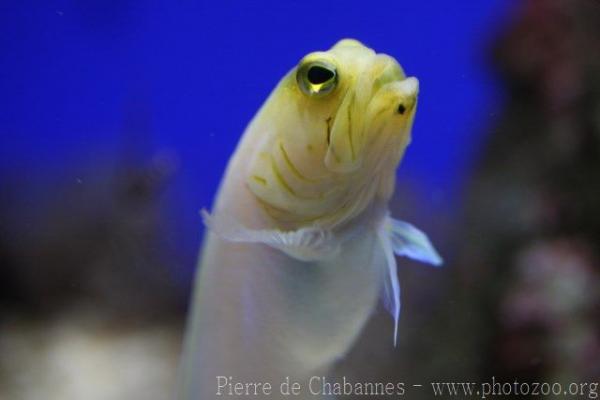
xmin=324 ymin=56 xmax=417 ymax=174
xmin=388 ymin=77 xmax=419 ymax=115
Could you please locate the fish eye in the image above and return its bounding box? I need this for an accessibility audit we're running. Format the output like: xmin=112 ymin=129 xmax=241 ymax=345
xmin=397 ymin=104 xmax=406 ymax=115
xmin=297 ymin=60 xmax=338 ymax=97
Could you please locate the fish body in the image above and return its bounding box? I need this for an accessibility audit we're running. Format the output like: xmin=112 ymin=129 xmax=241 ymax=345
xmin=178 ymin=39 xmax=441 ymax=400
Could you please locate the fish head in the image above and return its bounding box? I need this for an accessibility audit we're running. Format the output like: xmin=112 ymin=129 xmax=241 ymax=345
xmin=247 ymin=39 xmax=419 ymax=228
xmin=295 ymin=39 xmax=418 ymax=174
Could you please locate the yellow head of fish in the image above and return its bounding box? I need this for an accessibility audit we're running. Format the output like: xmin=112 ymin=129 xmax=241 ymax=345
xmin=246 ymin=39 xmax=419 ymax=229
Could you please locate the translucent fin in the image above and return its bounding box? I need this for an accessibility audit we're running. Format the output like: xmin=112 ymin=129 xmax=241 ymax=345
xmin=377 ymin=214 xmax=443 ymax=346
xmin=201 ymin=209 xmax=340 ymax=261
xmin=377 ymin=228 xmax=401 ymax=347
xmin=387 ymin=217 xmax=443 ymax=266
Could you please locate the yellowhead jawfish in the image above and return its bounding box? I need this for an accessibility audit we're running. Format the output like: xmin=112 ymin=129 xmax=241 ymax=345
xmin=178 ymin=39 xmax=442 ymax=400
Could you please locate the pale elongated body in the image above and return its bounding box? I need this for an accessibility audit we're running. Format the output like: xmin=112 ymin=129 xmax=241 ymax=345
xmin=178 ymin=40 xmax=441 ymax=400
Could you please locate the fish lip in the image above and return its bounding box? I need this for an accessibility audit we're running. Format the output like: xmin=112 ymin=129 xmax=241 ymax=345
xmin=396 ymin=76 xmax=419 ymax=97
xmin=395 ymin=77 xmax=419 ymax=114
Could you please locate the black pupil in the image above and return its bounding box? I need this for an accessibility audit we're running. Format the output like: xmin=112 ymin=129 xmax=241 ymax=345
xmin=307 ymin=66 xmax=334 ymax=85
xmin=397 ymin=104 xmax=406 ymax=114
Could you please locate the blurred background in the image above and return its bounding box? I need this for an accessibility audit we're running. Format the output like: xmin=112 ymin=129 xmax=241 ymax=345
xmin=1 ymin=0 xmax=599 ymax=399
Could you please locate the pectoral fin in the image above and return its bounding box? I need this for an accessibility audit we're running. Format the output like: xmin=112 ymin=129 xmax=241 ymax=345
xmin=387 ymin=217 xmax=443 ymax=267
xmin=377 ymin=227 xmax=401 ymax=346
xmin=377 ymin=213 xmax=443 ymax=346
xmin=201 ymin=209 xmax=340 ymax=262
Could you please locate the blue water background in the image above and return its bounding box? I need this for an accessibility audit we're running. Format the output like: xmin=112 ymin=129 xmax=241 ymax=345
xmin=0 ymin=1 xmax=515 ymax=283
